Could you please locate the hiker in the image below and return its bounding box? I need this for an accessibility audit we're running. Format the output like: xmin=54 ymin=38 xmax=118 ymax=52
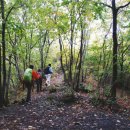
xmin=44 ymin=64 xmax=53 ymax=86
xmin=23 ymin=65 xmax=39 ymax=102
xmin=36 ymin=69 xmax=43 ymax=92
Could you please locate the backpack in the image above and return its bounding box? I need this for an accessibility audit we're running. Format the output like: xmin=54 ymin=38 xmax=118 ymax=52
xmin=37 ymin=71 xmax=42 ymax=79
xmin=44 ymin=67 xmax=49 ymax=74
xmin=38 ymin=71 xmax=42 ymax=77
xmin=44 ymin=66 xmax=53 ymax=74
xmin=42 ymin=72 xmax=46 ymax=79
xmin=23 ymin=68 xmax=32 ymax=82
xmin=32 ymin=70 xmax=40 ymax=80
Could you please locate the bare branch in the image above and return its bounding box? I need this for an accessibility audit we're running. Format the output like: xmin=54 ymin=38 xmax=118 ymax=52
xmin=104 ymin=22 xmax=112 ymax=39
xmin=117 ymin=2 xmax=130 ymax=11
xmin=99 ymin=2 xmax=112 ymax=9
xmin=91 ymin=0 xmax=112 ymax=8
xmin=6 ymin=58 xmax=16 ymax=66
xmin=123 ymin=45 xmax=130 ymax=54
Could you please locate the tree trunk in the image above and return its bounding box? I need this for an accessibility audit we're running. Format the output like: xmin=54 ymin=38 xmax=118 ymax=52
xmin=0 ymin=43 xmax=2 ymax=107
xmin=0 ymin=0 xmax=6 ymax=107
xmin=5 ymin=55 xmax=12 ymax=106
xmin=58 ymin=34 xmax=67 ymax=81
xmin=44 ymin=35 xmax=53 ymax=66
xmin=69 ymin=23 xmax=73 ymax=83
xmin=111 ymin=0 xmax=118 ymax=99
xmin=14 ymin=55 xmax=21 ymax=81
xmin=69 ymin=5 xmax=75 ymax=84
xmin=40 ymin=31 xmax=47 ymax=70
xmin=75 ymin=22 xmax=84 ymax=91
xmin=25 ymin=36 xmax=28 ymax=68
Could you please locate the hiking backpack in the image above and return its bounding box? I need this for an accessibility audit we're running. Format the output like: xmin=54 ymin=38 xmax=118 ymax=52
xmin=44 ymin=67 xmax=49 ymax=74
xmin=23 ymin=68 xmax=32 ymax=82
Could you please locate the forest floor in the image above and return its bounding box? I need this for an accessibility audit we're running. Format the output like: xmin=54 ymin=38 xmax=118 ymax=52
xmin=0 ymin=74 xmax=130 ymax=130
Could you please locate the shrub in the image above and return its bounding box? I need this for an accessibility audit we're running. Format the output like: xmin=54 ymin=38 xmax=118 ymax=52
xmin=104 ymin=85 xmax=111 ymax=97
xmin=61 ymin=87 xmax=75 ymax=103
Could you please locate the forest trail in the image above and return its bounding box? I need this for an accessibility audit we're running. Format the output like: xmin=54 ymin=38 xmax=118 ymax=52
xmin=0 ymin=74 xmax=130 ymax=130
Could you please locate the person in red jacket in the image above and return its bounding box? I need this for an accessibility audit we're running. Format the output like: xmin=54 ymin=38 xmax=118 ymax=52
xmin=36 ymin=69 xmax=43 ymax=92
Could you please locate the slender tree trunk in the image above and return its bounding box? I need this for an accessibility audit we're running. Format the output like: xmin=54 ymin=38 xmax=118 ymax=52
xmin=14 ymin=55 xmax=21 ymax=81
xmin=1 ymin=0 xmax=6 ymax=107
xmin=82 ymin=29 xmax=89 ymax=82
xmin=69 ymin=4 xmax=75 ymax=84
xmin=40 ymin=31 xmax=47 ymax=70
xmin=40 ymin=40 xmax=44 ymax=70
xmin=25 ymin=36 xmax=28 ymax=68
xmin=28 ymin=30 xmax=34 ymax=65
xmin=58 ymin=34 xmax=66 ymax=81
xmin=62 ymin=43 xmax=69 ymax=77
xmin=5 ymin=55 xmax=12 ymax=106
xmin=75 ymin=22 xmax=84 ymax=91
xmin=44 ymin=35 xmax=53 ymax=66
xmin=0 ymin=44 xmax=2 ymax=107
xmin=69 ymin=22 xmax=73 ymax=83
xmin=111 ymin=0 xmax=118 ymax=99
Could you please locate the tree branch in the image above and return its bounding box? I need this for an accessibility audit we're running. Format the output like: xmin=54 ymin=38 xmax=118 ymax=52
xmin=117 ymin=2 xmax=130 ymax=11
xmin=6 ymin=58 xmax=16 ymax=66
xmin=99 ymin=2 xmax=112 ymax=9
xmin=5 ymin=4 xmax=23 ymax=22
xmin=123 ymin=44 xmax=130 ymax=54
xmin=5 ymin=5 xmax=15 ymax=22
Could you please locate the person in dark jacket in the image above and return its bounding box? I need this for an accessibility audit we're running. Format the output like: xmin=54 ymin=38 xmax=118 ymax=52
xmin=44 ymin=64 xmax=53 ymax=86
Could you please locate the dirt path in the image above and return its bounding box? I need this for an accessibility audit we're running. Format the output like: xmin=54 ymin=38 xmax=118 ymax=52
xmin=0 ymin=74 xmax=130 ymax=130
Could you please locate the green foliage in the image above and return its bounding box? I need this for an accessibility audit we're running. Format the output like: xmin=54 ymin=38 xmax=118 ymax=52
xmin=93 ymin=2 xmax=105 ymax=20
xmin=61 ymin=0 xmax=71 ymax=6
xmin=85 ymin=84 xmax=93 ymax=92
xmin=79 ymin=83 xmax=94 ymax=93
xmin=104 ymin=85 xmax=111 ymax=97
